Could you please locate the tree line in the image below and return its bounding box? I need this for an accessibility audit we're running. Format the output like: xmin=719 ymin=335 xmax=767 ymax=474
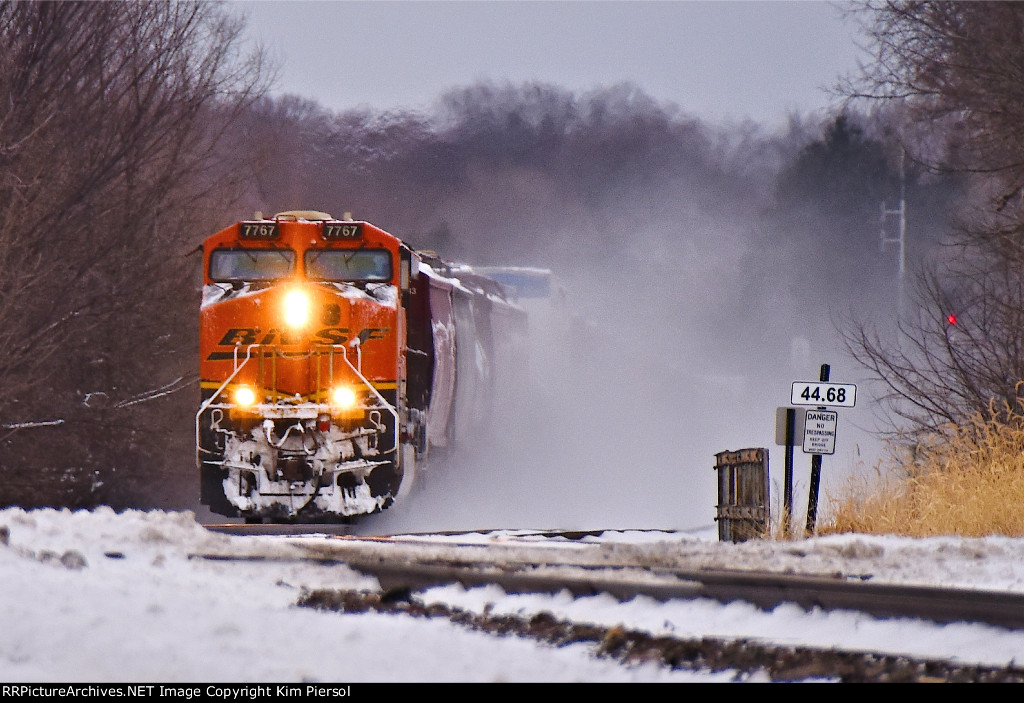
xmin=0 ymin=0 xmax=1005 ymax=510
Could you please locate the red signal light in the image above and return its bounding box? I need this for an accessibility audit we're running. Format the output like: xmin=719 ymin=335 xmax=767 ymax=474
xmin=946 ymin=313 xmax=958 ymax=325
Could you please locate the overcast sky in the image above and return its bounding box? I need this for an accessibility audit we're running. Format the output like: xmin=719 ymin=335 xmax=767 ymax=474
xmin=237 ymin=0 xmax=867 ymax=127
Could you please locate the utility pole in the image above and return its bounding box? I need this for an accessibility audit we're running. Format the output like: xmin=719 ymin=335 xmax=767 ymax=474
xmin=880 ymin=149 xmax=907 ymax=318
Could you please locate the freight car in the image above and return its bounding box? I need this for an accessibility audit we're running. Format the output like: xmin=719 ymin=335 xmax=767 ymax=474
xmin=196 ymin=211 xmax=525 ymax=522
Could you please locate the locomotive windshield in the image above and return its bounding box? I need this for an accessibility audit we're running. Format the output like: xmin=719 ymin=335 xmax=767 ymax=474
xmin=209 ymin=248 xmax=294 ymax=281
xmin=305 ymin=249 xmax=392 ymax=282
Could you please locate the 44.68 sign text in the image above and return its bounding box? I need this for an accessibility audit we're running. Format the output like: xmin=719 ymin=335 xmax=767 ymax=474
xmin=791 ymin=381 xmax=857 ymax=408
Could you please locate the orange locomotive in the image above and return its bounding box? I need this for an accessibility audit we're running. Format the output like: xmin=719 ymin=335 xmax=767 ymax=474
xmin=197 ymin=210 xmax=523 ymax=522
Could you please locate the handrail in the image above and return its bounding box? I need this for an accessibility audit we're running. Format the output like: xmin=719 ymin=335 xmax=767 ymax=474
xmin=196 ymin=342 xmax=402 ymax=468
xmin=335 ymin=342 xmax=400 ymax=455
xmin=195 ymin=344 xmax=257 ymax=466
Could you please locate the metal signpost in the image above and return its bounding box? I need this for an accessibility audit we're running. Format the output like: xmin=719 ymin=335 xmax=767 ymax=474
xmin=774 ymin=406 xmax=804 ymax=535
xmin=783 ymin=364 xmax=857 ymax=535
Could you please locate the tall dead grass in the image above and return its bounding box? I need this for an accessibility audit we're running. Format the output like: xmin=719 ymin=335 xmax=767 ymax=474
xmin=819 ymin=407 xmax=1024 ymax=537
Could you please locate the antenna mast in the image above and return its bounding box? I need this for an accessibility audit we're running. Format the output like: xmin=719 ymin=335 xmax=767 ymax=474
xmin=880 ymin=148 xmax=907 ymax=317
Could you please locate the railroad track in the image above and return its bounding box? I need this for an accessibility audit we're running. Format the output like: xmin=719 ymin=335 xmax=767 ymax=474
xmin=199 ymin=525 xmax=1024 ymax=629
xmin=196 ymin=525 xmax=1024 ymax=681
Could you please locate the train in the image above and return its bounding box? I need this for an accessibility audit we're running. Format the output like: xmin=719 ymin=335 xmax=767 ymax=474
xmin=196 ymin=210 xmax=526 ymax=522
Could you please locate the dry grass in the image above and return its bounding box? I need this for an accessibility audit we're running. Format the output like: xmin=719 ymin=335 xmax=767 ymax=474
xmin=818 ymin=408 xmax=1024 ymax=537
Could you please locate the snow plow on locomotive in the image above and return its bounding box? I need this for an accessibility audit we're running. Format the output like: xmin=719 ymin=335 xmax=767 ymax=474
xmin=197 ymin=211 xmax=525 ymax=522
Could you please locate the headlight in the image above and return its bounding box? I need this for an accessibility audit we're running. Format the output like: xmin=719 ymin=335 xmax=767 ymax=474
xmin=233 ymin=386 xmax=257 ymax=407
xmin=330 ymin=386 xmax=358 ymax=409
xmin=283 ymin=289 xmax=310 ymax=328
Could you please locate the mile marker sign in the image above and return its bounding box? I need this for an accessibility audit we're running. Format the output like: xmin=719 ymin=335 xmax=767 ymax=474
xmin=791 ymin=381 xmax=857 ymax=408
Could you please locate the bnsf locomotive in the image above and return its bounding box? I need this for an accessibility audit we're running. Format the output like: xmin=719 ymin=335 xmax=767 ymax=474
xmin=197 ymin=210 xmax=524 ymax=522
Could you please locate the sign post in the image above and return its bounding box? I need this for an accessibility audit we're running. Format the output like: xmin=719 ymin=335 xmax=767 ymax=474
xmin=805 ymin=365 xmax=829 ymax=535
xmin=774 ymin=406 xmax=806 ymax=537
xmin=784 ymin=408 xmax=795 ymax=535
xmin=788 ymin=365 xmax=858 ymax=535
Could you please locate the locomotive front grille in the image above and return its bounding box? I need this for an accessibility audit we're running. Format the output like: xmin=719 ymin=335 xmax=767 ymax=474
xmin=250 ymin=343 xmax=353 ymax=403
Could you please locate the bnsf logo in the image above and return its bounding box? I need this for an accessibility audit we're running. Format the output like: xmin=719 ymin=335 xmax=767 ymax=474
xmin=216 ymin=327 xmax=389 ymax=346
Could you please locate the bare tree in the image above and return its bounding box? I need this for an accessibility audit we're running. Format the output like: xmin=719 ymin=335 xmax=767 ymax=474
xmin=845 ymin=243 xmax=1024 ymax=433
xmin=850 ymin=2 xmax=1024 ymax=189
xmin=840 ymin=1 xmax=1024 ymax=436
xmin=0 ymin=1 xmax=268 ymax=507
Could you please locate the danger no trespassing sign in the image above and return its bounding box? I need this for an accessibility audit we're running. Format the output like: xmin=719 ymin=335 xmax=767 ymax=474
xmin=802 ymin=409 xmax=837 ymax=455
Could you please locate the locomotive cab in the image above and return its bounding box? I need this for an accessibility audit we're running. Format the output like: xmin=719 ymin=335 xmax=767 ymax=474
xmin=197 ymin=211 xmax=421 ymax=522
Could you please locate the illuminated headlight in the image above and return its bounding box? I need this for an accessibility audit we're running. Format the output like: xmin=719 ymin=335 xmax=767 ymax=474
xmin=283 ymin=289 xmax=310 ymax=328
xmin=233 ymin=386 xmax=257 ymax=407
xmin=330 ymin=386 xmax=358 ymax=409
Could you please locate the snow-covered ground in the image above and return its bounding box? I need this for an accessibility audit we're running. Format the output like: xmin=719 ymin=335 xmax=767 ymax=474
xmin=3 ymin=507 xmax=1024 ymax=683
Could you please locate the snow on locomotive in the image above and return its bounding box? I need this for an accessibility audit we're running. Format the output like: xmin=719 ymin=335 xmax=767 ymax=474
xmin=197 ymin=210 xmax=524 ymax=522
